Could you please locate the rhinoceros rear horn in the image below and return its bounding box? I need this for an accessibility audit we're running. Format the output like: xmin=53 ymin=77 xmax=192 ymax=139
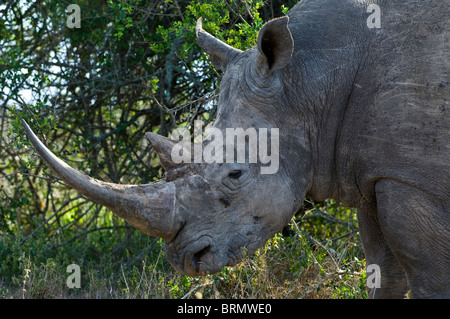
xmin=146 ymin=132 xmax=201 ymax=173
xmin=145 ymin=132 xmax=185 ymax=171
xmin=196 ymin=17 xmax=242 ymax=70
xmin=21 ymin=120 xmax=184 ymax=242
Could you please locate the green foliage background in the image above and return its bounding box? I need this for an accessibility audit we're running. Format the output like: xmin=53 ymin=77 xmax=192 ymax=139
xmin=0 ymin=0 xmax=365 ymax=298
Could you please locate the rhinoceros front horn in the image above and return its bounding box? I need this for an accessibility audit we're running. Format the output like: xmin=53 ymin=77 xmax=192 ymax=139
xmin=21 ymin=120 xmax=184 ymax=242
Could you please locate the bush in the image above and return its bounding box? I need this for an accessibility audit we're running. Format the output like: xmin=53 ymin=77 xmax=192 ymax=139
xmin=0 ymin=0 xmax=367 ymax=299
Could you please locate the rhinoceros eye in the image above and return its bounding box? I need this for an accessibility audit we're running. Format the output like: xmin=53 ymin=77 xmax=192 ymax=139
xmin=228 ymin=170 xmax=242 ymax=179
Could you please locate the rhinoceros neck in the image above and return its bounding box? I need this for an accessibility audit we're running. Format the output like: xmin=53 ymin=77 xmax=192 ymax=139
xmin=293 ymin=0 xmax=449 ymax=213
xmin=282 ymin=0 xmax=369 ymax=204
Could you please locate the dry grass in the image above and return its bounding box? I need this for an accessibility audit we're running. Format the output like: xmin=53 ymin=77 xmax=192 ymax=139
xmin=1 ymin=200 xmax=366 ymax=299
xmin=1 ymin=222 xmax=367 ymax=299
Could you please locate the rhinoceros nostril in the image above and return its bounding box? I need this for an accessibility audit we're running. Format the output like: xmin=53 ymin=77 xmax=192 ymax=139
xmin=193 ymin=245 xmax=211 ymax=272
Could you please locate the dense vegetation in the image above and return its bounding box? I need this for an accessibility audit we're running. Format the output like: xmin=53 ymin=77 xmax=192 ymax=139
xmin=0 ymin=0 xmax=366 ymax=298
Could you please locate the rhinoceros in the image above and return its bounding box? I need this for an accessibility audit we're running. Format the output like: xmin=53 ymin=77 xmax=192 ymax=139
xmin=22 ymin=0 xmax=448 ymax=298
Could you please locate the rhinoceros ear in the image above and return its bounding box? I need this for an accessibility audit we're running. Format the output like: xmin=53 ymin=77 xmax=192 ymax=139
xmin=256 ymin=16 xmax=294 ymax=74
xmin=196 ymin=18 xmax=242 ymax=71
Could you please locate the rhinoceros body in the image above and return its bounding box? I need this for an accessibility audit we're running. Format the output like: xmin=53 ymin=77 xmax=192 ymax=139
xmin=23 ymin=0 xmax=449 ymax=298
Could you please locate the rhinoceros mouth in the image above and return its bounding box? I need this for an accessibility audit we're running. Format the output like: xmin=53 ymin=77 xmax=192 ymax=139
xmin=167 ymin=226 xmax=267 ymax=276
xmin=191 ymin=244 xmax=212 ymax=273
xmin=167 ymin=237 xmax=228 ymax=276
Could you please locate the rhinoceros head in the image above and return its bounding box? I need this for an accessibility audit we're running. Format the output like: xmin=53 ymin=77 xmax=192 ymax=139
xmin=23 ymin=17 xmax=312 ymax=276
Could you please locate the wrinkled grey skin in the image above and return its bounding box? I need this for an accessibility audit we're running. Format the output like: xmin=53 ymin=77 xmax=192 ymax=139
xmin=23 ymin=0 xmax=449 ymax=298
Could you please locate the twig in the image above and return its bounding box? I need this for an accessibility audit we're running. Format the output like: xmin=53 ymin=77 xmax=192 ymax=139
xmin=298 ymin=271 xmax=342 ymax=299
xmin=0 ymin=171 xmax=58 ymax=182
xmin=321 ymin=230 xmax=359 ymax=245
xmin=36 ymin=226 xmax=133 ymax=254
xmin=121 ymin=264 xmax=130 ymax=296
xmin=19 ymin=195 xmax=83 ymax=245
xmin=299 ymin=209 xmax=357 ymax=229
xmin=181 ymin=281 xmax=213 ymax=299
